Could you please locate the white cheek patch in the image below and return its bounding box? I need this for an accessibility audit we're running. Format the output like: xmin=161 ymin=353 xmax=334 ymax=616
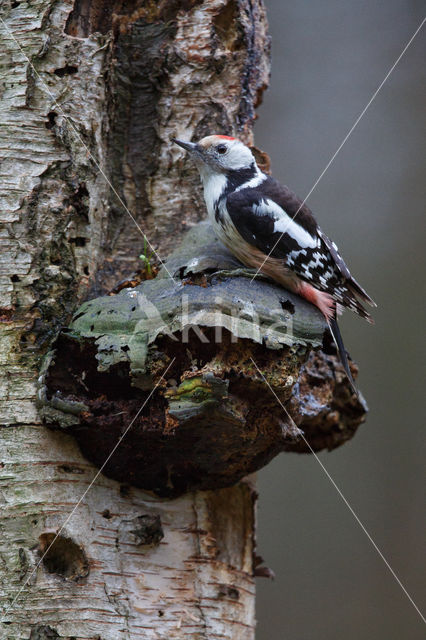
xmin=258 ymin=199 xmax=318 ymax=248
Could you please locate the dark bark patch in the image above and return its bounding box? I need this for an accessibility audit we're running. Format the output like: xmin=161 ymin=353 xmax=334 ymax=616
xmin=206 ymin=484 xmax=255 ymax=570
xmin=58 ymin=463 xmax=85 ymax=474
xmin=120 ymin=484 xmax=131 ymax=497
xmin=213 ymin=0 xmax=241 ymax=51
xmin=100 ymin=18 xmax=177 ymax=286
xmin=29 ymin=626 xmax=59 ymax=640
xmin=69 ymin=236 xmax=87 ymax=247
xmin=280 ymin=299 xmax=295 ymax=314
xmin=129 ymin=514 xmax=164 ymax=546
xmin=38 ymin=533 xmax=89 ymax=581
xmin=65 ymin=0 xmax=116 ymax=36
xmin=237 ymin=0 xmax=271 ymax=131
xmin=53 ymin=65 xmax=78 ymax=77
xmin=21 ymin=166 xmax=92 ymax=352
xmin=217 ymin=584 xmax=240 ymax=600
xmin=45 ymin=111 xmax=57 ymax=129
xmin=107 ymin=20 xmax=175 ymax=209
xmin=65 ymin=0 xmax=203 ymax=37
xmin=193 ymin=102 xmax=233 ymax=141
xmin=0 ymin=308 xmax=14 ymax=323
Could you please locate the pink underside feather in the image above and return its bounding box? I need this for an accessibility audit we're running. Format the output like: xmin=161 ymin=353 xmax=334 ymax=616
xmin=298 ymin=282 xmax=336 ymax=321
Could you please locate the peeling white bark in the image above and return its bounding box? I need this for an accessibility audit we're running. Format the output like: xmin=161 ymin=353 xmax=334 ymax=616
xmin=1 ymin=426 xmax=256 ymax=638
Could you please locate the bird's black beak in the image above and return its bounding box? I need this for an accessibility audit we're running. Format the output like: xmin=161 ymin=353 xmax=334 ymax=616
xmin=171 ymin=138 xmax=200 ymax=154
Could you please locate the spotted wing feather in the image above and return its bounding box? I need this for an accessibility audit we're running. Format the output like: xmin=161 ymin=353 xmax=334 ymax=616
xmin=226 ymin=176 xmax=374 ymax=321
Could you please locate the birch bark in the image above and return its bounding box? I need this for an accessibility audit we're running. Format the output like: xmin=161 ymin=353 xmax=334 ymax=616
xmin=0 ymin=1 xmax=269 ymax=638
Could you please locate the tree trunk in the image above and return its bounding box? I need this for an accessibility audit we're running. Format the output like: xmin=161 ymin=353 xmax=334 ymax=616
xmin=0 ymin=1 xmax=270 ymax=638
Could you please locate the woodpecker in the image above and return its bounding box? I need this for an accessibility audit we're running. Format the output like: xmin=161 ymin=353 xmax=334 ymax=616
xmin=172 ymin=134 xmax=376 ymax=393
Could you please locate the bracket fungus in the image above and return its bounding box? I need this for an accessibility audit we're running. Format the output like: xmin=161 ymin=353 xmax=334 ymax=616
xmin=38 ymin=222 xmax=367 ymax=498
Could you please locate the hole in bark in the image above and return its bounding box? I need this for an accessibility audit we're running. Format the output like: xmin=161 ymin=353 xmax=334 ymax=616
xmin=213 ymin=0 xmax=240 ymax=51
xmin=84 ymin=266 xmax=90 ymax=275
xmin=102 ymin=509 xmax=112 ymax=519
xmin=0 ymin=309 xmax=14 ymax=322
xmin=38 ymin=533 xmax=89 ymax=581
xmin=53 ymin=65 xmax=78 ymax=77
xmin=45 ymin=111 xmax=57 ymax=130
xmin=11 ymin=274 xmax=20 ymax=282
xmin=130 ymin=514 xmax=164 ymax=546
xmin=158 ymin=610 xmax=164 ymax=617
xmin=218 ymin=584 xmax=240 ymax=600
xmin=72 ymin=183 xmax=89 ymax=202
xmin=11 ymin=1 xmax=20 ymax=8
xmin=29 ymin=626 xmax=59 ymax=640
xmin=70 ymin=236 xmax=87 ymax=247
xmin=120 ymin=484 xmax=131 ymax=497
xmin=281 ymin=299 xmax=295 ymax=314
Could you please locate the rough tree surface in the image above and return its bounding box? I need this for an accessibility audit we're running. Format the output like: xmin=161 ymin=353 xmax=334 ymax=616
xmin=0 ymin=1 xmax=270 ymax=638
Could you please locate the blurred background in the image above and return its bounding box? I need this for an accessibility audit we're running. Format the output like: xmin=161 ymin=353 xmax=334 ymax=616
xmin=255 ymin=1 xmax=426 ymax=638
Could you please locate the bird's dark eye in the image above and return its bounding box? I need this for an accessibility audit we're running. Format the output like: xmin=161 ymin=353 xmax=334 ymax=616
xmin=216 ymin=144 xmax=227 ymax=155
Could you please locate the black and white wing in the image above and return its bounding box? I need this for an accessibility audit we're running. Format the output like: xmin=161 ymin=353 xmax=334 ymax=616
xmin=225 ymin=176 xmax=375 ymax=319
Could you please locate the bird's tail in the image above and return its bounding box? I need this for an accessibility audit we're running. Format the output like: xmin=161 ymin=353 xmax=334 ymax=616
xmin=327 ymin=316 xmax=359 ymax=397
